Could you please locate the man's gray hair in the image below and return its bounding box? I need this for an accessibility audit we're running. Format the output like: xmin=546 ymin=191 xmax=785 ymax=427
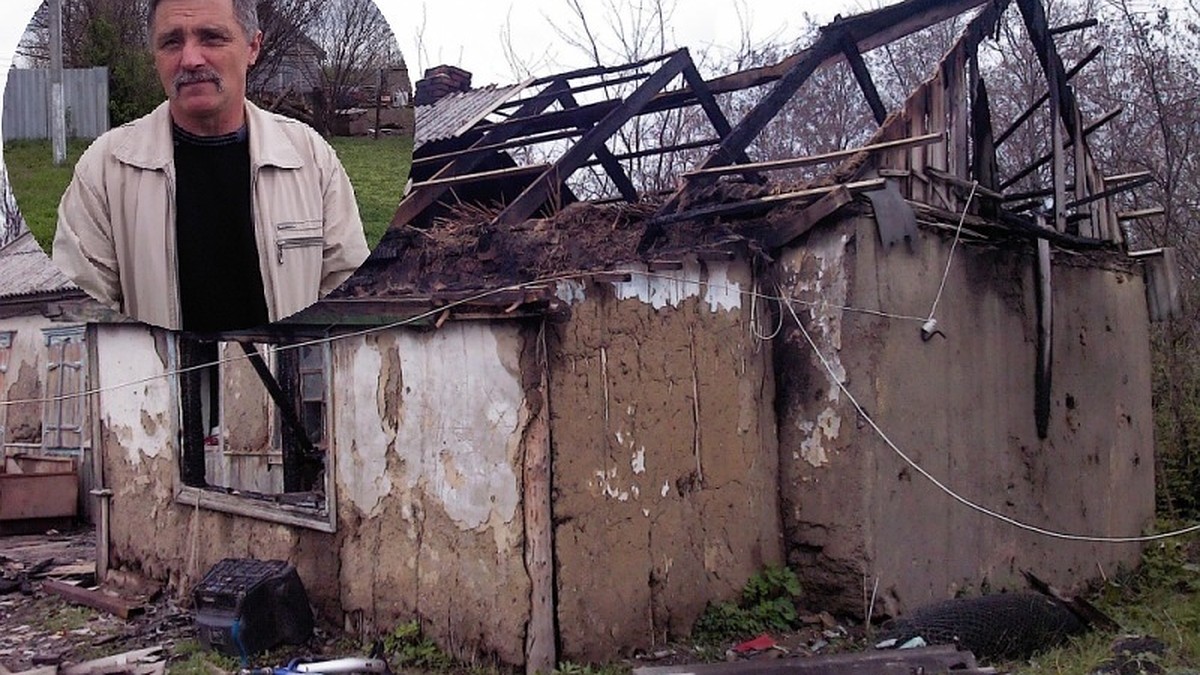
xmin=147 ymin=0 xmax=260 ymax=43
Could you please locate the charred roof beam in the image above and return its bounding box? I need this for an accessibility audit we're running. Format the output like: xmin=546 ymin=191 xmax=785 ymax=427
xmin=390 ymin=77 xmax=572 ymax=230
xmin=837 ymin=31 xmax=888 ymax=125
xmin=490 ymin=49 xmax=696 ymax=229
xmin=1015 ymin=0 xmax=1081 ymax=139
xmin=554 ymin=90 xmax=640 ymax=203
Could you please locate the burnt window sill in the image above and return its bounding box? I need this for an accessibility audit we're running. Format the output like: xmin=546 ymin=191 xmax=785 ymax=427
xmin=174 ymin=484 xmax=335 ymax=533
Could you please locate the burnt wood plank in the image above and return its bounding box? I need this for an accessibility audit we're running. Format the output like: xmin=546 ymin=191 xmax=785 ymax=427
xmin=684 ymin=133 xmax=942 ymax=178
xmin=840 ymin=33 xmax=888 ymax=125
xmin=492 ymin=49 xmax=694 ymax=228
xmin=390 ymin=78 xmax=571 ymax=228
xmin=766 ymin=185 xmax=854 ymax=248
xmin=42 ymin=579 xmax=137 ymax=619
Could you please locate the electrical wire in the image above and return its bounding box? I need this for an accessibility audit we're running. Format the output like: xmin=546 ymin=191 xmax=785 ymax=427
xmin=779 ymin=288 xmax=1200 ymax=544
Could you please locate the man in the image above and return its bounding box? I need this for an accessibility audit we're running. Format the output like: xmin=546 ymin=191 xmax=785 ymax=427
xmin=53 ymin=0 xmax=369 ymax=331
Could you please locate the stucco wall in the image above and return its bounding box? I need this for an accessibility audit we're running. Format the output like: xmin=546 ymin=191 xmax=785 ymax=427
xmin=776 ymin=215 xmax=1155 ymax=617
xmin=96 ymin=322 xmax=533 ymax=664
xmin=549 ymin=260 xmax=783 ymax=661
xmin=0 ymin=314 xmax=63 ymax=446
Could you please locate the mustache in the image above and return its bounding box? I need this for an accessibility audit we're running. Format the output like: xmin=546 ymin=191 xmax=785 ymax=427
xmin=174 ymin=68 xmax=224 ymax=93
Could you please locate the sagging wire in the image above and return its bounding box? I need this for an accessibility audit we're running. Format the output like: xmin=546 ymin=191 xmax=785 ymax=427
xmin=779 ymin=287 xmax=1200 ymax=544
xmin=921 ymin=181 xmax=978 ymax=342
xmin=0 ymin=271 xmax=927 ymax=409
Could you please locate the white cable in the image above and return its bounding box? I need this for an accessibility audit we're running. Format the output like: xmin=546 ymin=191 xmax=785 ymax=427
xmin=780 ymin=288 xmax=1200 ymax=544
xmin=924 ymin=181 xmax=979 ymax=334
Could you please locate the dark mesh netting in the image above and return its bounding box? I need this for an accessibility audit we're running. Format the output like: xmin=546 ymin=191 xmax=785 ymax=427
xmin=876 ymin=592 xmax=1087 ymax=661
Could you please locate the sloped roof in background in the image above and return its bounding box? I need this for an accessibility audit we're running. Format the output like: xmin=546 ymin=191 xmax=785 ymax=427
xmin=414 ymin=82 xmax=532 ymax=149
xmin=0 ymin=232 xmax=77 ymax=300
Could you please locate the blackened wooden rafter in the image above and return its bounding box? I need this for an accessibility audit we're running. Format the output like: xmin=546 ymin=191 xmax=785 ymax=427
xmin=1015 ymin=0 xmax=1080 ymax=139
xmin=490 ymin=49 xmax=696 ymax=229
xmin=838 ymin=32 xmax=888 ymax=125
xmin=554 ymin=90 xmax=640 ymax=203
xmin=389 ymin=78 xmax=571 ymax=228
xmin=645 ymin=0 xmax=1008 ymax=247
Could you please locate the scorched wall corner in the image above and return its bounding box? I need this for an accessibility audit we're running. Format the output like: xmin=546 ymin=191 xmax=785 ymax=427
xmin=775 ymin=213 xmax=1155 ymax=618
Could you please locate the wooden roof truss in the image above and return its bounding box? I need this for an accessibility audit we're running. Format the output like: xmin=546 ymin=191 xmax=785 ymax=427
xmin=391 ymin=0 xmax=1141 ymax=254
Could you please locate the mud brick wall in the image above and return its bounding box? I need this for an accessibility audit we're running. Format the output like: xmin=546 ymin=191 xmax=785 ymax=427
xmin=548 ymin=259 xmax=783 ymax=661
xmin=775 ymin=214 xmax=1154 ymax=618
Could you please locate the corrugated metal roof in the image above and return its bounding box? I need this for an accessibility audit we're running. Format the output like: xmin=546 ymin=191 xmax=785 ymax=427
xmin=414 ymin=81 xmax=532 ymax=149
xmin=0 ymin=232 xmax=78 ymax=300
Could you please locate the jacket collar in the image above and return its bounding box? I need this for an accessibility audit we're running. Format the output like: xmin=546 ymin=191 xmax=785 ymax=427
xmin=113 ymin=99 xmax=305 ymax=171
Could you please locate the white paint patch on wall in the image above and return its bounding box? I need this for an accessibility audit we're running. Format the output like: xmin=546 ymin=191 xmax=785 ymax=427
xmin=95 ymin=326 xmax=173 ymax=467
xmin=393 ymin=324 xmax=524 ymax=530
xmin=554 ymin=279 xmax=587 ymax=304
xmin=798 ymin=408 xmax=843 ymax=467
xmin=335 ymin=343 xmax=394 ymax=518
xmin=611 ymin=261 xmax=743 ymax=312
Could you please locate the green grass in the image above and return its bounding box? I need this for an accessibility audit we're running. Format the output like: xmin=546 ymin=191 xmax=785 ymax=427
xmin=3 ymin=133 xmax=412 ymax=252
xmin=1007 ymin=533 xmax=1200 ymax=674
xmin=328 ymin=134 xmax=413 ymax=249
xmin=3 ymin=138 xmax=94 ymax=249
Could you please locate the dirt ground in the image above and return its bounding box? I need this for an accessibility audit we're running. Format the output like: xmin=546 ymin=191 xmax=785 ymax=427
xmin=1 ymin=528 xmax=878 ymax=675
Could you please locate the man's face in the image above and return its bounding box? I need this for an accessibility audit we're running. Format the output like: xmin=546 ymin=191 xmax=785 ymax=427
xmin=151 ymin=0 xmax=262 ymax=135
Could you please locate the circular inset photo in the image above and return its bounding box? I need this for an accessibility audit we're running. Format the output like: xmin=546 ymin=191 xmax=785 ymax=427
xmin=1 ymin=0 xmax=413 ymax=332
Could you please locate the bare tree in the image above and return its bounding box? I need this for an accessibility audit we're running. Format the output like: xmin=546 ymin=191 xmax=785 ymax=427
xmin=307 ymin=0 xmax=403 ymax=134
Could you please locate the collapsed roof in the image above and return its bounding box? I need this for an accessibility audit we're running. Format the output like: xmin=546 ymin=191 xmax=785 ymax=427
xmin=332 ymin=0 xmax=1144 ymax=310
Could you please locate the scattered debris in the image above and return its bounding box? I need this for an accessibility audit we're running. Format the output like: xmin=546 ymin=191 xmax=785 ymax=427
xmin=634 ymin=644 xmax=995 ymax=674
xmin=1091 ymin=635 xmax=1167 ymax=675
xmin=42 ymin=581 xmax=139 ymax=621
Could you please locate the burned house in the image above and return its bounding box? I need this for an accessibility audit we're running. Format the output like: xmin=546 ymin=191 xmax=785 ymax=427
xmin=36 ymin=0 xmax=1175 ymax=669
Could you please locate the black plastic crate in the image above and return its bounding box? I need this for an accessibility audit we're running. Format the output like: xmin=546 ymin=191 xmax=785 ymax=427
xmin=193 ymin=558 xmax=313 ymax=657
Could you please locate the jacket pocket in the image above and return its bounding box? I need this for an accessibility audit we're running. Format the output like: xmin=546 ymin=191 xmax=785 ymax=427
xmin=276 ymin=235 xmax=323 ymax=264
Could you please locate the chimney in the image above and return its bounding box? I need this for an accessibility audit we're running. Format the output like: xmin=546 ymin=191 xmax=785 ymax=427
xmin=414 ymin=65 xmax=472 ymax=106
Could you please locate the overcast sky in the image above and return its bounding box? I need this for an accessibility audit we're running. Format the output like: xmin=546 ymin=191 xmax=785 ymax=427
xmin=0 ymin=0 xmax=874 ymax=91
xmin=0 ymin=0 xmax=1175 ymax=121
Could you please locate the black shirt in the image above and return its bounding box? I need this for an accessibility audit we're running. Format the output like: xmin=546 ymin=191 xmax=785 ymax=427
xmin=172 ymin=123 xmax=270 ymax=332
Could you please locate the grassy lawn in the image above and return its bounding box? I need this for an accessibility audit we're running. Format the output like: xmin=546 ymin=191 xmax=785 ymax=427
xmin=328 ymin=134 xmax=413 ymax=249
xmin=3 ymin=138 xmax=93 ymax=249
xmin=3 ymin=133 xmax=411 ymax=251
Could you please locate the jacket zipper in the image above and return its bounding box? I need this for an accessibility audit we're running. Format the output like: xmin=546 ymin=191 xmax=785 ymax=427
xmin=277 ymin=236 xmax=324 ymax=264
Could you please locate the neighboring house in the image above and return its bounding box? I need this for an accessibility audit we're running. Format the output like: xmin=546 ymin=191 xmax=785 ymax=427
xmin=0 ymin=231 xmax=119 ymax=522
xmin=15 ymin=0 xmax=1178 ymax=670
xmin=247 ymin=2 xmax=325 ymax=101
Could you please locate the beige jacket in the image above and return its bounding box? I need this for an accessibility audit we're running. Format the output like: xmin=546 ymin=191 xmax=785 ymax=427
xmin=53 ymin=100 xmax=369 ymax=330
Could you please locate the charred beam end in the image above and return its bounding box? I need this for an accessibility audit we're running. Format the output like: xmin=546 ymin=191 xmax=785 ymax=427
xmin=554 ymin=90 xmax=639 ymax=203
xmin=1048 ymin=18 xmax=1099 ymax=35
xmin=839 ymin=32 xmax=888 ymax=125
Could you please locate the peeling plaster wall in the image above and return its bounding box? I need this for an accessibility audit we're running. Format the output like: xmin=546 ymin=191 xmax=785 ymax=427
xmin=776 ymin=215 xmax=1154 ymax=617
xmin=0 ymin=314 xmax=60 ymax=447
xmin=97 ymin=322 xmax=533 ymax=664
xmin=332 ymin=325 xmax=530 ymax=664
xmin=550 ymin=260 xmax=783 ymax=661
